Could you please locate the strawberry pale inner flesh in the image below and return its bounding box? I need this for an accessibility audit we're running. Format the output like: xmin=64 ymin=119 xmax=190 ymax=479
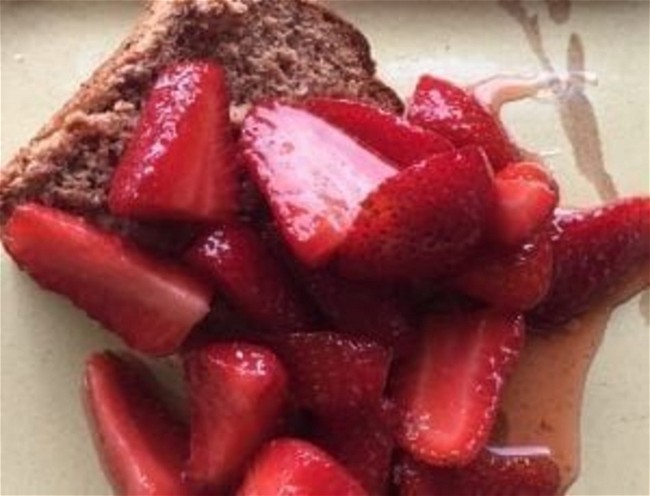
xmin=242 ymin=103 xmax=397 ymax=266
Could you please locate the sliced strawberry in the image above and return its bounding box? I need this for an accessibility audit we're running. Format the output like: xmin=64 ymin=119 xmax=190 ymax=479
xmin=299 ymin=268 xmax=415 ymax=356
xmin=109 ymin=61 xmax=236 ymax=222
xmin=407 ymin=75 xmax=520 ymax=170
xmin=241 ymin=101 xmax=397 ymax=266
xmin=529 ymin=197 xmax=650 ymax=326
xmin=83 ymin=352 xmax=190 ymax=496
xmin=184 ymin=223 xmax=312 ymax=333
xmin=454 ymin=232 xmax=554 ymax=311
xmin=393 ymin=310 xmax=525 ymax=465
xmin=453 ymin=446 xmax=561 ymax=496
xmin=337 ymin=146 xmax=495 ymax=282
xmin=395 ymin=447 xmax=560 ymax=496
xmin=304 ymin=97 xmax=453 ymax=167
xmin=266 ymin=332 xmax=392 ymax=419
xmin=492 ymin=162 xmax=559 ymax=246
xmin=238 ymin=438 xmax=367 ymax=496
xmin=393 ymin=453 xmax=452 ymax=496
xmin=313 ymin=407 xmax=394 ymax=495
xmin=2 ymin=204 xmax=213 ymax=355
xmin=184 ymin=342 xmax=288 ymax=491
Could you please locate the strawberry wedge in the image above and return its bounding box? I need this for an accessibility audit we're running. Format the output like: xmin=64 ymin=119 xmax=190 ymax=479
xmin=109 ymin=61 xmax=237 ymax=222
xmin=395 ymin=447 xmax=560 ymax=496
xmin=407 ymin=75 xmax=520 ymax=170
xmin=2 ymin=204 xmax=213 ymax=355
xmin=304 ymin=97 xmax=453 ymax=167
xmin=184 ymin=342 xmax=288 ymax=491
xmin=393 ymin=310 xmax=525 ymax=465
xmin=454 ymin=232 xmax=554 ymax=311
xmin=492 ymin=161 xmax=559 ymax=246
xmin=184 ymin=223 xmax=312 ymax=333
xmin=530 ymin=197 xmax=650 ymax=326
xmin=241 ymin=102 xmax=397 ymax=266
xmin=238 ymin=438 xmax=367 ymax=496
xmin=299 ymin=268 xmax=414 ymax=356
xmin=337 ymin=146 xmax=495 ymax=282
xmin=266 ymin=332 xmax=392 ymax=419
xmin=83 ymin=352 xmax=190 ymax=496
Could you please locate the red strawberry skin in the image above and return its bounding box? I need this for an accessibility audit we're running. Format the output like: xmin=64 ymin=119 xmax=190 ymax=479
xmin=407 ymin=75 xmax=520 ymax=170
xmin=2 ymin=203 xmax=213 ymax=355
xmin=241 ymin=102 xmax=396 ymax=266
xmin=393 ymin=310 xmax=525 ymax=466
xmin=184 ymin=224 xmax=312 ymax=333
xmin=337 ymin=146 xmax=496 ymax=282
xmin=299 ymin=268 xmax=415 ymax=357
xmin=313 ymin=407 xmax=395 ymax=495
xmin=109 ymin=61 xmax=236 ymax=222
xmin=395 ymin=447 xmax=560 ymax=496
xmin=184 ymin=342 xmax=288 ymax=491
xmin=265 ymin=332 xmax=392 ymax=419
xmin=238 ymin=438 xmax=367 ymax=496
xmin=529 ymin=197 xmax=650 ymax=326
xmin=454 ymin=232 xmax=554 ymax=311
xmin=304 ymin=97 xmax=453 ymax=167
xmin=83 ymin=352 xmax=190 ymax=496
xmin=492 ymin=162 xmax=559 ymax=246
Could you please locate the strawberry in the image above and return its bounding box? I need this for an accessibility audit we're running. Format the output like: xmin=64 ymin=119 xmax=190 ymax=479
xmin=266 ymin=332 xmax=392 ymax=419
xmin=108 ymin=61 xmax=236 ymax=222
xmin=313 ymin=407 xmax=395 ymax=495
xmin=238 ymin=438 xmax=367 ymax=496
xmin=337 ymin=146 xmax=495 ymax=282
xmin=393 ymin=453 xmax=452 ymax=496
xmin=2 ymin=204 xmax=213 ymax=355
xmin=393 ymin=310 xmax=525 ymax=465
xmin=184 ymin=223 xmax=312 ymax=333
xmin=452 ymin=446 xmax=561 ymax=496
xmin=83 ymin=352 xmax=190 ymax=496
xmin=304 ymin=97 xmax=453 ymax=167
xmin=241 ymin=101 xmax=397 ymax=266
xmin=299 ymin=268 xmax=415 ymax=356
xmin=406 ymin=75 xmax=520 ymax=170
xmin=454 ymin=232 xmax=554 ymax=311
xmin=184 ymin=342 xmax=288 ymax=491
xmin=529 ymin=197 xmax=650 ymax=326
xmin=492 ymin=162 xmax=559 ymax=246
xmin=395 ymin=447 xmax=560 ymax=496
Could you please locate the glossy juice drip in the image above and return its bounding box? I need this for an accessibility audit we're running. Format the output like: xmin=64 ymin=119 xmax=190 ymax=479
xmin=498 ymin=263 xmax=649 ymax=493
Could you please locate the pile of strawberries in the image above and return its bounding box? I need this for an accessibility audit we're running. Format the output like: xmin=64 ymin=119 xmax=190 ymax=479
xmin=3 ymin=61 xmax=649 ymax=496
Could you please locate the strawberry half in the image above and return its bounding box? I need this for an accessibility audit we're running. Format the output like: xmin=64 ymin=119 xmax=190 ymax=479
xmin=2 ymin=203 xmax=213 ymax=355
xmin=407 ymin=75 xmax=520 ymax=170
xmin=184 ymin=342 xmax=288 ymax=491
xmin=83 ymin=352 xmax=189 ymax=496
xmin=184 ymin=223 xmax=312 ymax=333
xmin=337 ymin=146 xmax=495 ymax=282
xmin=395 ymin=447 xmax=560 ymax=496
xmin=267 ymin=332 xmax=392 ymax=419
xmin=241 ymin=101 xmax=397 ymax=266
xmin=529 ymin=197 xmax=650 ymax=326
xmin=238 ymin=438 xmax=367 ymax=496
xmin=492 ymin=161 xmax=559 ymax=246
xmin=304 ymin=97 xmax=453 ymax=167
xmin=109 ymin=61 xmax=236 ymax=222
xmin=393 ymin=310 xmax=525 ymax=466
xmin=454 ymin=232 xmax=554 ymax=311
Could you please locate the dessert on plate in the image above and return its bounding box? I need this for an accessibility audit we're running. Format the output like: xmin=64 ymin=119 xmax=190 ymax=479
xmin=1 ymin=0 xmax=648 ymax=495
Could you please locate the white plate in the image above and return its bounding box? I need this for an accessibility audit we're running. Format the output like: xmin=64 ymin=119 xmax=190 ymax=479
xmin=1 ymin=1 xmax=648 ymax=494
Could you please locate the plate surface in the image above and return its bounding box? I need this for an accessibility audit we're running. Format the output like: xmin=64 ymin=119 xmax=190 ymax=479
xmin=1 ymin=1 xmax=648 ymax=494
